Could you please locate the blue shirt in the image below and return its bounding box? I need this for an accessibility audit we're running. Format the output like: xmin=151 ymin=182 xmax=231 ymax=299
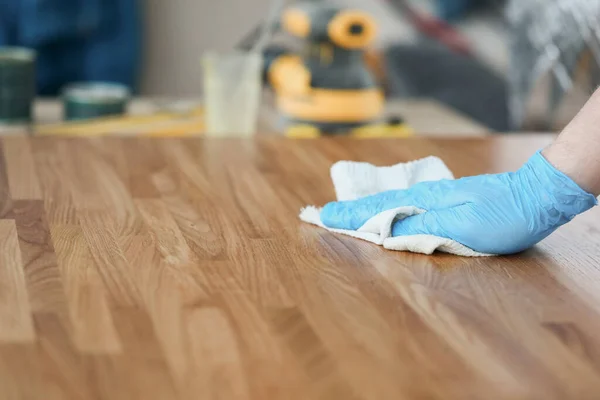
xmin=435 ymin=0 xmax=478 ymax=21
xmin=0 ymin=0 xmax=141 ymax=95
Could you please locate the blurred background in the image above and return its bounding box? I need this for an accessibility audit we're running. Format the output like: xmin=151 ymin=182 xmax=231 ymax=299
xmin=1 ymin=0 xmax=599 ymax=134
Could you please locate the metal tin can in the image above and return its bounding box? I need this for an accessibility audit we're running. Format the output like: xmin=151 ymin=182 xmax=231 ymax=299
xmin=0 ymin=47 xmax=36 ymax=124
xmin=62 ymin=82 xmax=130 ymax=121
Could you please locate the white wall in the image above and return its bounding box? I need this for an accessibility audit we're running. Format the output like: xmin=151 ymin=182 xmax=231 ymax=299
xmin=139 ymin=0 xmax=507 ymax=96
xmin=141 ymin=0 xmax=274 ymax=96
xmin=140 ymin=0 xmax=417 ymax=96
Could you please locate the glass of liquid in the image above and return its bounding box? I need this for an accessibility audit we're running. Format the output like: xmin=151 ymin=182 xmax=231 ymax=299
xmin=202 ymin=51 xmax=262 ymax=137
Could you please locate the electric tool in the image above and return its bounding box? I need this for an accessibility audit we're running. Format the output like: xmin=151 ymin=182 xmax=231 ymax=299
xmin=263 ymin=1 xmax=411 ymax=137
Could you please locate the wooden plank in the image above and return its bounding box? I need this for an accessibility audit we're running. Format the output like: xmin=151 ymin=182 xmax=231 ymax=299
xmin=50 ymin=224 xmax=121 ymax=354
xmin=0 ymin=220 xmax=34 ymax=343
xmin=87 ymin=309 xmax=179 ymax=400
xmin=121 ymin=199 xmax=206 ymax=386
xmin=30 ymin=140 xmax=78 ymax=225
xmin=11 ymin=200 xmax=68 ymax=315
xmin=1 ymin=137 xmax=42 ymax=200
xmin=0 ymin=314 xmax=96 ymax=400
xmin=77 ymin=209 xmax=143 ymax=308
xmin=184 ymin=306 xmax=252 ymax=399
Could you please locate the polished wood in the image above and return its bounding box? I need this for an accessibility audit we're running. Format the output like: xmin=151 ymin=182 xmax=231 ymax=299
xmin=0 ymin=135 xmax=599 ymax=400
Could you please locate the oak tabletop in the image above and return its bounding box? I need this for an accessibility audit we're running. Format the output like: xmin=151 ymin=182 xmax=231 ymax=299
xmin=1 ymin=135 xmax=600 ymax=400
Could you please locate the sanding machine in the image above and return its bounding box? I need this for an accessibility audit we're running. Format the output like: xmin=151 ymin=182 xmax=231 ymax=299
xmin=263 ymin=1 xmax=411 ymax=138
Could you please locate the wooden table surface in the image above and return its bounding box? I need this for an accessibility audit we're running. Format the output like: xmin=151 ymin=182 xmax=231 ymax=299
xmin=1 ymin=135 xmax=600 ymax=400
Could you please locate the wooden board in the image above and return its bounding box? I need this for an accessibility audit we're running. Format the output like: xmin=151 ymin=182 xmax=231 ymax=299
xmin=1 ymin=135 xmax=600 ymax=400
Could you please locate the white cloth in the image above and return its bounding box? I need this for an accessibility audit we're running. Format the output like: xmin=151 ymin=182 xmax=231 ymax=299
xmin=299 ymin=157 xmax=493 ymax=257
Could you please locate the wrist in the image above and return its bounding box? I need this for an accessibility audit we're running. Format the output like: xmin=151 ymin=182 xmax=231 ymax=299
xmin=520 ymin=152 xmax=597 ymax=222
xmin=543 ymin=141 xmax=600 ymax=197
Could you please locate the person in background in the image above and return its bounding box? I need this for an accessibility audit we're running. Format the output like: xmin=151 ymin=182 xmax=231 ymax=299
xmin=0 ymin=0 xmax=141 ymax=95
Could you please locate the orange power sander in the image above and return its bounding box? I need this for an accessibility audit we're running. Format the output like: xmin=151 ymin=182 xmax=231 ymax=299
xmin=263 ymin=1 xmax=411 ymax=138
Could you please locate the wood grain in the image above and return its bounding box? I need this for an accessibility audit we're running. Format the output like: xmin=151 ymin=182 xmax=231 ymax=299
xmin=0 ymin=220 xmax=34 ymax=343
xmin=0 ymin=135 xmax=599 ymax=400
xmin=2 ymin=137 xmax=42 ymax=201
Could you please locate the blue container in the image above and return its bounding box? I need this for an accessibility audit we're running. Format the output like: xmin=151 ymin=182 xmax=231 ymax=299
xmin=62 ymin=82 xmax=130 ymax=121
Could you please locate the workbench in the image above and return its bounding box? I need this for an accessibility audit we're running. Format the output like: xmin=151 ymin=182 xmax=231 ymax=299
xmin=0 ymin=97 xmax=490 ymax=137
xmin=1 ymin=135 xmax=600 ymax=400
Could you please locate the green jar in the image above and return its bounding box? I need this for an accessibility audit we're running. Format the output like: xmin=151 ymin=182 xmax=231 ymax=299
xmin=62 ymin=82 xmax=130 ymax=121
xmin=0 ymin=47 xmax=36 ymax=124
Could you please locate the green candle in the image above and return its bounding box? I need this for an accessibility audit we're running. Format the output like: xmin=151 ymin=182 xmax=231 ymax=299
xmin=62 ymin=82 xmax=130 ymax=121
xmin=0 ymin=47 xmax=36 ymax=124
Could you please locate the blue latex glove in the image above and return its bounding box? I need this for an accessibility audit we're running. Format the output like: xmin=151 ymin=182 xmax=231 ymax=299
xmin=321 ymin=152 xmax=598 ymax=255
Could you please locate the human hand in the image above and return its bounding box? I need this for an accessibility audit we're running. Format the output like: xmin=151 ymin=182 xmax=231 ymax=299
xmin=320 ymin=152 xmax=597 ymax=255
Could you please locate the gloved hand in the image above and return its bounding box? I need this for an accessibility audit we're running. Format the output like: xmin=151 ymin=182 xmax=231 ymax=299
xmin=320 ymin=152 xmax=598 ymax=255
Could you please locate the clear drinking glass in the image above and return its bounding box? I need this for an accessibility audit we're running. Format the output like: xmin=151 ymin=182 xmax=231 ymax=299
xmin=202 ymin=51 xmax=262 ymax=137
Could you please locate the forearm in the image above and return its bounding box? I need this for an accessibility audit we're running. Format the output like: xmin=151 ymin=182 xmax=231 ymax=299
xmin=543 ymin=89 xmax=600 ymax=196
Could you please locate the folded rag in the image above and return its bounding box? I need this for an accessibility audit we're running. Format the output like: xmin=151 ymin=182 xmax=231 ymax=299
xmin=299 ymin=157 xmax=492 ymax=257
